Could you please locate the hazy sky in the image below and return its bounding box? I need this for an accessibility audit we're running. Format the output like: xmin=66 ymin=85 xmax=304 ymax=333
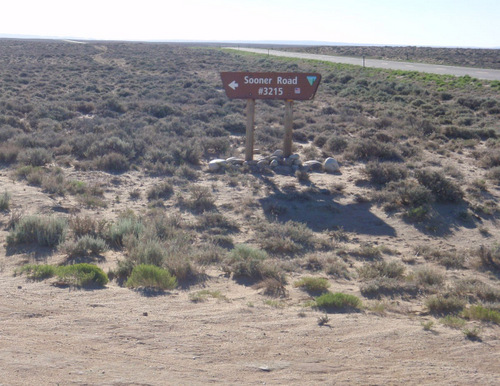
xmin=2 ymin=0 xmax=499 ymax=47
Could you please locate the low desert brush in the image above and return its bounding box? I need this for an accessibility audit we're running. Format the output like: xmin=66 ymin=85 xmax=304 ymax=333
xmin=126 ymin=264 xmax=177 ymax=290
xmin=315 ymin=292 xmax=362 ymax=311
xmin=294 ymin=277 xmax=330 ymax=293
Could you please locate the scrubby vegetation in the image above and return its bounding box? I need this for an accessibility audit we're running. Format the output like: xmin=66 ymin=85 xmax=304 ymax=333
xmin=1 ymin=40 xmax=499 ymax=344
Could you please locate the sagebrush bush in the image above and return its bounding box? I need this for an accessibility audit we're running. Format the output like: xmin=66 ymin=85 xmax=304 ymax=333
xmin=425 ymin=295 xmax=466 ymax=315
xmin=126 ymin=264 xmax=177 ymax=290
xmin=7 ymin=215 xmax=67 ymax=247
xmin=315 ymin=292 xmax=362 ymax=311
xmin=0 ymin=191 xmax=11 ymax=211
xmin=224 ymin=244 xmax=281 ymax=281
xmin=414 ymin=266 xmax=445 ymax=287
xmin=357 ymin=260 xmax=405 ymax=280
xmin=62 ymin=235 xmax=108 ymax=257
xmin=415 ymin=169 xmax=463 ymax=203
xmin=108 ymin=216 xmax=144 ymax=247
xmin=96 ymin=152 xmax=130 ymax=173
xmin=18 ymin=147 xmax=52 ymax=166
xmin=363 ymin=162 xmax=408 ymax=185
xmin=147 ymin=181 xmax=174 ymax=201
xmin=181 ymin=185 xmax=216 ymax=213
xmin=294 ymin=277 xmax=330 ymax=293
xmin=257 ymin=220 xmax=316 ymax=255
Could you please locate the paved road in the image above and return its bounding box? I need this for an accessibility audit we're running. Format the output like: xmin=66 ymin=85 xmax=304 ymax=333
xmin=231 ymin=47 xmax=500 ymax=81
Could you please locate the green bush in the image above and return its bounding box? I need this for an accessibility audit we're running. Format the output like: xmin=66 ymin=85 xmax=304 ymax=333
xmin=223 ymin=244 xmax=283 ymax=281
xmin=294 ymin=277 xmax=330 ymax=293
xmin=462 ymin=305 xmax=500 ymax=324
xmin=440 ymin=315 xmax=466 ymax=329
xmin=18 ymin=263 xmax=108 ymax=287
xmin=7 ymin=215 xmax=67 ymax=247
xmin=126 ymin=264 xmax=177 ymax=290
xmin=17 ymin=264 xmax=57 ymax=280
xmin=315 ymin=292 xmax=362 ymax=311
xmin=126 ymin=238 xmax=166 ymax=267
xmin=0 ymin=190 xmax=11 ymax=211
xmin=56 ymin=263 xmax=108 ymax=287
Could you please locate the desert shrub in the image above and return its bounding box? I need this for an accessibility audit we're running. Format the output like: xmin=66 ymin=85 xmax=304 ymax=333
xmin=126 ymin=264 xmax=177 ymax=290
xmin=453 ymin=278 xmax=500 ymax=303
xmin=0 ymin=144 xmax=20 ymax=164
xmin=344 ymin=138 xmax=401 ymax=161
xmin=180 ymin=185 xmax=216 ymax=213
xmin=325 ymin=136 xmax=349 ymax=153
xmin=7 ymin=215 xmax=67 ymax=247
xmin=108 ymin=216 xmax=144 ymax=248
xmin=425 ymin=295 xmax=466 ymax=315
xmin=392 ymin=180 xmax=434 ymax=207
xmin=414 ymin=245 xmax=465 ymax=269
xmin=18 ymin=147 xmax=52 ymax=166
xmin=189 ymin=289 xmax=228 ymax=302
xmin=257 ymin=220 xmax=316 ymax=256
xmin=462 ymin=305 xmax=500 ymax=324
xmin=126 ymin=238 xmax=166 ymax=267
xmin=415 ymin=169 xmax=463 ymax=202
xmin=360 ymin=277 xmax=418 ymax=298
xmin=325 ymin=257 xmax=351 ymax=279
xmin=350 ymin=244 xmax=382 ymax=260
xmin=414 ymin=266 xmax=445 ymax=287
xmin=196 ymin=211 xmax=238 ymax=233
xmin=475 ymin=244 xmax=500 ymax=271
xmin=56 ymin=263 xmax=108 ymax=287
xmin=440 ymin=315 xmax=466 ymax=329
xmin=16 ymin=264 xmax=57 ymax=280
xmin=315 ymin=292 xmax=362 ymax=311
xmin=147 ymin=181 xmax=174 ymax=201
xmin=224 ymin=244 xmax=274 ymax=280
xmin=0 ymin=191 xmax=11 ymax=211
xmin=62 ymin=235 xmax=108 ymax=257
xmin=479 ymin=149 xmax=500 ymax=169
xmin=486 ymin=166 xmax=500 ymax=183
xmin=69 ymin=215 xmax=109 ymax=239
xmin=255 ymin=276 xmax=288 ymax=298
xmin=363 ymin=162 xmax=407 ymax=185
xmin=294 ymin=277 xmax=330 ymax=293
xmin=96 ymin=152 xmax=130 ymax=173
xmin=357 ymin=261 xmax=405 ymax=280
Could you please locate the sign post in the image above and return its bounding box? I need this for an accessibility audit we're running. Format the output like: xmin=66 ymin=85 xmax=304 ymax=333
xmin=245 ymin=99 xmax=256 ymax=161
xmin=283 ymin=100 xmax=294 ymax=157
xmin=220 ymin=72 xmax=321 ymax=161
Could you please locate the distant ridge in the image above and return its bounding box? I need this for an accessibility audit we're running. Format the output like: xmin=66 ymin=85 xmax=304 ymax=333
xmin=0 ymin=34 xmax=498 ymax=49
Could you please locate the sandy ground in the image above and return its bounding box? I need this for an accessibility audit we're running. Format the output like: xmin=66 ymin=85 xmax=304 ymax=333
xmin=1 ymin=163 xmax=499 ymax=385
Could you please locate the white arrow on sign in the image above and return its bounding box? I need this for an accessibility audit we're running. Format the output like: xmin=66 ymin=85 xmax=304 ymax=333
xmin=229 ymin=80 xmax=239 ymax=90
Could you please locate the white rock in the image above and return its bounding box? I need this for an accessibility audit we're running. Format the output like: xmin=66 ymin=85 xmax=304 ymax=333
xmin=272 ymin=149 xmax=284 ymax=157
xmin=303 ymin=160 xmax=323 ymax=171
xmin=270 ymin=159 xmax=279 ymax=168
xmin=257 ymin=160 xmax=269 ymax=169
xmin=288 ymin=154 xmax=300 ymax=160
xmin=208 ymin=159 xmax=227 ymax=171
xmin=324 ymin=157 xmax=340 ymax=173
xmin=226 ymin=157 xmax=245 ymax=165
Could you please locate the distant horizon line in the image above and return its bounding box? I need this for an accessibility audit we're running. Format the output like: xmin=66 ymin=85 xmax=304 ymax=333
xmin=0 ymin=33 xmax=498 ymax=50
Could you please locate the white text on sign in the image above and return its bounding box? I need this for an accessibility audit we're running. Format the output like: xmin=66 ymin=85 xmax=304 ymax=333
xmin=243 ymin=76 xmax=298 ymax=85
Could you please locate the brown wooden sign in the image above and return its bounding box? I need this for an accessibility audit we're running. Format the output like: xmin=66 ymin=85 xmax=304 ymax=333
xmin=220 ymin=72 xmax=321 ymax=100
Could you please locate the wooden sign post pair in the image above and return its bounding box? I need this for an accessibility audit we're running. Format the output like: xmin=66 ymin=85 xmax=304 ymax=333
xmin=221 ymin=72 xmax=321 ymax=161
